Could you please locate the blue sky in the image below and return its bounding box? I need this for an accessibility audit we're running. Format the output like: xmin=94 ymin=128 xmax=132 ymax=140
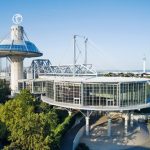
xmin=0 ymin=0 xmax=150 ymax=70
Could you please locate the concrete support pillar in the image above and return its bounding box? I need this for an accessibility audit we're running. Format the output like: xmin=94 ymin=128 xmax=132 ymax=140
xmin=130 ymin=113 xmax=134 ymax=127
xmin=124 ymin=115 xmax=128 ymax=135
xmin=10 ymin=57 xmax=24 ymax=96
xmin=85 ymin=116 xmax=89 ymax=136
xmin=85 ymin=111 xmax=90 ymax=136
xmin=68 ymin=111 xmax=72 ymax=116
xmin=80 ymin=110 xmax=92 ymax=136
xmin=107 ymin=118 xmax=111 ymax=137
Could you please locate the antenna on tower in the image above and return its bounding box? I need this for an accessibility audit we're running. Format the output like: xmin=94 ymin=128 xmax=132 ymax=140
xmin=84 ymin=38 xmax=88 ymax=66
xmin=73 ymin=35 xmax=76 ymax=77
xmin=143 ymin=55 xmax=146 ymax=73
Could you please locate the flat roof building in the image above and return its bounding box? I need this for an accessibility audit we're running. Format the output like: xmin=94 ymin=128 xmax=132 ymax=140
xmin=18 ymin=76 xmax=150 ymax=111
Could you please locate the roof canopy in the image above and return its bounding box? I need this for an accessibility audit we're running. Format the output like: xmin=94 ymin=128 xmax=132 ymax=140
xmin=0 ymin=24 xmax=42 ymax=57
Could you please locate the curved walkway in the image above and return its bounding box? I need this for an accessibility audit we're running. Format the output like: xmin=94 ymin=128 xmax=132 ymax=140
xmin=60 ymin=118 xmax=85 ymax=150
xmin=60 ymin=114 xmax=100 ymax=150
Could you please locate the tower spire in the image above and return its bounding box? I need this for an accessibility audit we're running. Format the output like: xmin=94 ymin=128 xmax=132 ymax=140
xmin=84 ymin=38 xmax=88 ymax=65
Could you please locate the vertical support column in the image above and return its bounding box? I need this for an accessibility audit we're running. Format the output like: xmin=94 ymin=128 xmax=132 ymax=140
xmin=23 ymin=81 xmax=25 ymax=89
xmin=54 ymin=82 xmax=56 ymax=102
xmin=68 ymin=111 xmax=72 ymax=116
xmin=31 ymin=81 xmax=34 ymax=93
xmin=73 ymin=35 xmax=76 ymax=77
xmin=128 ymin=83 xmax=129 ymax=106
xmin=130 ymin=113 xmax=134 ymax=127
xmin=80 ymin=110 xmax=92 ymax=136
xmin=118 ymin=83 xmax=121 ymax=107
xmin=10 ymin=57 xmax=24 ymax=96
xmin=124 ymin=114 xmax=128 ymax=135
xmin=42 ymin=81 xmax=43 ymax=93
xmin=85 ymin=111 xmax=90 ymax=136
xmin=84 ymin=38 xmax=88 ymax=65
xmin=138 ymin=83 xmax=140 ymax=104
xmin=45 ymin=81 xmax=48 ymax=97
xmin=107 ymin=118 xmax=111 ymax=137
xmin=81 ymin=82 xmax=83 ymax=106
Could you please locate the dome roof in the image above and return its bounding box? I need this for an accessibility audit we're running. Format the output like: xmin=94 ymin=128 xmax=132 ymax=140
xmin=0 ymin=24 xmax=43 ymax=58
xmin=0 ymin=40 xmax=42 ymax=57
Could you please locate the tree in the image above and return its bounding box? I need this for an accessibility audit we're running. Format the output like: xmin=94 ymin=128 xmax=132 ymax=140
xmin=0 ymin=79 xmax=10 ymax=103
xmin=0 ymin=90 xmax=59 ymax=150
xmin=0 ymin=121 xmax=8 ymax=147
xmin=0 ymin=89 xmax=73 ymax=149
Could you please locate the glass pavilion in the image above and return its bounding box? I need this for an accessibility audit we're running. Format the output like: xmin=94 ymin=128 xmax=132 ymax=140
xmin=18 ymin=76 xmax=150 ymax=110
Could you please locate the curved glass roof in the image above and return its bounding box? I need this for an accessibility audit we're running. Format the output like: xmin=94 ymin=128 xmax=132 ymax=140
xmin=0 ymin=41 xmax=41 ymax=53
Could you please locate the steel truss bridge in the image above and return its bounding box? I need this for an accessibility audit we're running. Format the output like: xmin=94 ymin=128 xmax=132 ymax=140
xmin=27 ymin=59 xmax=97 ymax=78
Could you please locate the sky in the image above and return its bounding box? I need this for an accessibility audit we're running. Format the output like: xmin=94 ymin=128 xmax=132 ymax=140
xmin=0 ymin=0 xmax=150 ymax=71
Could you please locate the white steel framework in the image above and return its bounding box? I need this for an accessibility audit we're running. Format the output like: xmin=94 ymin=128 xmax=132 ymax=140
xmin=27 ymin=61 xmax=97 ymax=78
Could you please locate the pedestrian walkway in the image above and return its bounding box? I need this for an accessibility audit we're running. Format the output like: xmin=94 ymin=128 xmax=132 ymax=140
xmin=80 ymin=119 xmax=150 ymax=150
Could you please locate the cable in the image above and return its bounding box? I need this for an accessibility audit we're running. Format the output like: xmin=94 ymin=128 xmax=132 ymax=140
xmin=24 ymin=30 xmax=30 ymax=41
xmin=58 ymin=38 xmax=73 ymax=65
xmin=0 ymin=32 xmax=10 ymax=43
xmin=88 ymin=39 xmax=119 ymax=70
xmin=76 ymin=42 xmax=82 ymax=63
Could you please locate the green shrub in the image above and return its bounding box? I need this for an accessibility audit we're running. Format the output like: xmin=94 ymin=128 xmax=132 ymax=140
xmin=54 ymin=113 xmax=77 ymax=148
xmin=0 ymin=79 xmax=10 ymax=104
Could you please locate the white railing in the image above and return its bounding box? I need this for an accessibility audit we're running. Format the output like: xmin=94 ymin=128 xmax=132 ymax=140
xmin=41 ymin=96 xmax=150 ymax=111
xmin=72 ymin=126 xmax=85 ymax=150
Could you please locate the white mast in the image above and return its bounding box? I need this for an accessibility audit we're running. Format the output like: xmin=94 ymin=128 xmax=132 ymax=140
xmin=143 ymin=56 xmax=146 ymax=73
xmin=84 ymin=38 xmax=88 ymax=65
xmin=73 ymin=35 xmax=76 ymax=77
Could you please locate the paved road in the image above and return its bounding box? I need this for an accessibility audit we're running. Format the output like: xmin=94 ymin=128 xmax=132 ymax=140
xmin=60 ymin=114 xmax=100 ymax=150
xmin=60 ymin=118 xmax=85 ymax=150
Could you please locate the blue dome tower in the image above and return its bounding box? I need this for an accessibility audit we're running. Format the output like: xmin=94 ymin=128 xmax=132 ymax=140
xmin=0 ymin=15 xmax=43 ymax=95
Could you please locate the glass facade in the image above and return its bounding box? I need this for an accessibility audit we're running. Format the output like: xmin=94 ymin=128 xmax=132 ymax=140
xmin=18 ymin=82 xmax=23 ymax=91
xmin=46 ymin=81 xmax=54 ymax=99
xmin=55 ymin=82 xmax=81 ymax=104
xmin=120 ymin=82 xmax=146 ymax=106
xmin=18 ymin=80 xmax=149 ymax=108
xmin=48 ymin=81 xmax=147 ymax=107
xmin=33 ymin=82 xmax=42 ymax=93
xmin=83 ymin=83 xmax=118 ymax=106
xmin=18 ymin=81 xmax=46 ymax=93
xmin=147 ymin=84 xmax=150 ymax=103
